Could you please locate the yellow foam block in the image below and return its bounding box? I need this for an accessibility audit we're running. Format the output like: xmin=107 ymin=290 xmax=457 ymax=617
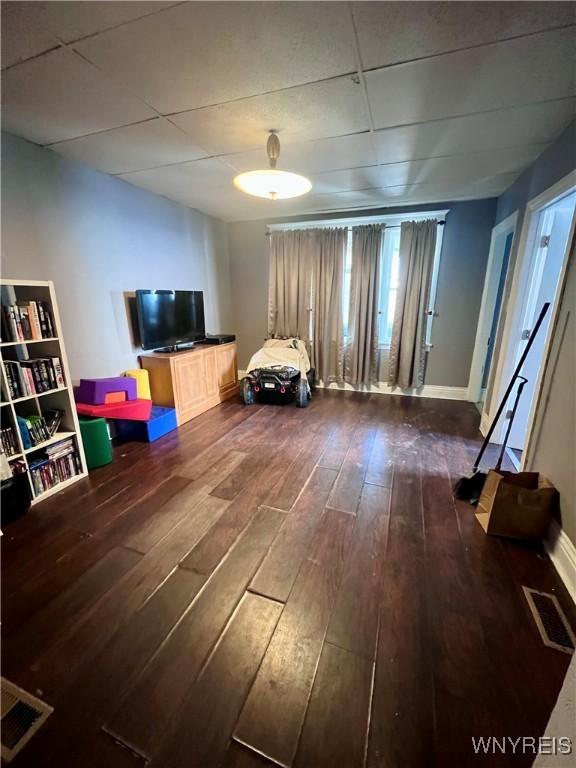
xmin=124 ymin=369 xmax=151 ymax=400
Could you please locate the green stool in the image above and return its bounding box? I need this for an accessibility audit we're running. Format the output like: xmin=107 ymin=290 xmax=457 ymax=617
xmin=79 ymin=416 xmax=113 ymax=470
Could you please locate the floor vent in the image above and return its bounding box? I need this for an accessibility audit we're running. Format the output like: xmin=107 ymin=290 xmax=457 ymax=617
xmin=523 ymin=587 xmax=576 ymax=655
xmin=1 ymin=678 xmax=53 ymax=763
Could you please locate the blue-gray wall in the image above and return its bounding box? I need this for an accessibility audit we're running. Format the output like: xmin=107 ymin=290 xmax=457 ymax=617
xmin=496 ymin=120 xmax=576 ymax=224
xmin=228 ymin=197 xmax=497 ymax=387
xmin=1 ymin=133 xmax=233 ymax=379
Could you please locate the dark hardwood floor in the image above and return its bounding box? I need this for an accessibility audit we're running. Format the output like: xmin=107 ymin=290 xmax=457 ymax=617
xmin=2 ymin=390 xmax=574 ymax=768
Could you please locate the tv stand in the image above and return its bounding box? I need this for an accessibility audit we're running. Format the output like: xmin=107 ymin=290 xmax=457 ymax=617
xmin=140 ymin=342 xmax=239 ymax=425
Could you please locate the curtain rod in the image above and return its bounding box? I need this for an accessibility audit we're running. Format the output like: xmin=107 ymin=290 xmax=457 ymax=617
xmin=265 ymin=220 xmax=445 ymax=236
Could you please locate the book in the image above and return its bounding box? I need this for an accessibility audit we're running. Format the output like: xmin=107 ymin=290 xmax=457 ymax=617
xmin=49 ymin=356 xmax=64 ymax=387
xmin=29 ymin=301 xmax=42 ymax=339
xmin=43 ymin=409 xmax=63 ymax=435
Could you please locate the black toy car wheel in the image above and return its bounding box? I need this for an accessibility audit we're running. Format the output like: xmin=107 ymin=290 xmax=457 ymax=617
xmin=307 ymin=368 xmax=317 ymax=392
xmin=296 ymin=377 xmax=309 ymax=408
xmin=241 ymin=377 xmax=255 ymax=405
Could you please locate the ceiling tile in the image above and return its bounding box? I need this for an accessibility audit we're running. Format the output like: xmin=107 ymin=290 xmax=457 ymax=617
xmin=308 ymin=166 xmax=383 ymax=194
xmin=171 ymin=186 xmax=275 ymax=222
xmin=376 ymin=172 xmax=521 ymax=205
xmin=378 ymin=145 xmax=548 ymax=189
xmin=118 ymin=157 xmax=237 ymax=198
xmin=366 ymin=28 xmax=575 ymax=129
xmin=373 ymin=99 xmax=576 ymax=164
xmin=225 ymin=132 xmax=377 ymax=175
xmin=39 ymin=1 xmax=178 ymax=43
xmin=354 ymin=1 xmax=575 ymax=70
xmin=49 ymin=119 xmax=210 ymax=174
xmin=2 ymin=47 xmax=155 ymax=145
xmin=171 ymin=77 xmax=369 ymax=156
xmin=1 ymin=2 xmax=59 ymax=69
xmin=1 ymin=1 xmax=178 ymax=68
xmin=75 ymin=2 xmax=357 ymax=114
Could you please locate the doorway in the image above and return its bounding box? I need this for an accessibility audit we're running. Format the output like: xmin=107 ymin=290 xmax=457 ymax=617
xmin=487 ymin=178 xmax=576 ymax=469
xmin=468 ymin=212 xmax=517 ymax=411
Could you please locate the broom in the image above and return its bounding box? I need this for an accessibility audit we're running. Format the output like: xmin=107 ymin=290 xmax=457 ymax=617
xmin=453 ymin=302 xmax=550 ymax=503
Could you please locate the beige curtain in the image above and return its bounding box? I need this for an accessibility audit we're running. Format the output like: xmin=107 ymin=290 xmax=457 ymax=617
xmin=388 ymin=220 xmax=437 ymax=388
xmin=268 ymin=230 xmax=314 ymax=341
xmin=344 ymin=224 xmax=384 ymax=386
xmin=311 ymin=228 xmax=347 ymax=382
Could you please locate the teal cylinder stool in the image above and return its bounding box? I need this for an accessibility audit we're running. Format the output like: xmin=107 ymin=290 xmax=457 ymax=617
xmin=79 ymin=416 xmax=113 ymax=470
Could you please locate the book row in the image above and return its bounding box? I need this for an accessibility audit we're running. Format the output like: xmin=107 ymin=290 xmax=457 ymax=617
xmin=3 ymin=357 xmax=64 ymax=400
xmin=29 ymin=438 xmax=81 ymax=496
xmin=1 ymin=300 xmax=55 ymax=342
xmin=17 ymin=409 xmax=63 ymax=449
xmin=1 ymin=426 xmax=19 ymax=457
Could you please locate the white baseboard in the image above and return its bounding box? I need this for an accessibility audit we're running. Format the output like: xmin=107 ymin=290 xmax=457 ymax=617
xmin=480 ymin=412 xmax=491 ymax=437
xmin=545 ymin=521 xmax=576 ymax=604
xmin=238 ymin=371 xmax=467 ymax=401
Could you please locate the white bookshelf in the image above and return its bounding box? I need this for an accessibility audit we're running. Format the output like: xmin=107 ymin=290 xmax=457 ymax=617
xmin=0 ymin=279 xmax=87 ymax=504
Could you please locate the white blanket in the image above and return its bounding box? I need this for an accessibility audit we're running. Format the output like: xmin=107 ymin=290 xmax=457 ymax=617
xmin=247 ymin=338 xmax=310 ymax=379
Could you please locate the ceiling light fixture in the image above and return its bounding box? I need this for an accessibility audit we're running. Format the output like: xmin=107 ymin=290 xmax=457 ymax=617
xmin=233 ymin=131 xmax=312 ymax=200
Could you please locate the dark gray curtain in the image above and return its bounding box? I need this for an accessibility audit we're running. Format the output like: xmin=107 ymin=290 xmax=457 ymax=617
xmin=311 ymin=228 xmax=347 ymax=382
xmin=268 ymin=228 xmax=347 ymax=382
xmin=268 ymin=230 xmax=314 ymax=342
xmin=345 ymin=224 xmax=384 ymax=385
xmin=388 ymin=219 xmax=437 ymax=388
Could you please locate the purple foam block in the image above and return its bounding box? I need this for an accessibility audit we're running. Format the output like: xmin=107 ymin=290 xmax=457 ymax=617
xmin=74 ymin=376 xmax=138 ymax=405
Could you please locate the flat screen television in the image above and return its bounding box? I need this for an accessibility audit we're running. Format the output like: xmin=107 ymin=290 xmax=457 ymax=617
xmin=136 ymin=289 xmax=205 ymax=350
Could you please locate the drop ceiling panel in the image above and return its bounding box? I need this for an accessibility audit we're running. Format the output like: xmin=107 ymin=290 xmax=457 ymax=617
xmin=378 ymin=145 xmax=547 ymax=189
xmin=170 ymin=77 xmax=369 ymax=156
xmin=308 ymin=166 xmax=383 ymax=194
xmin=49 ymin=119 xmax=211 ymax=174
xmin=164 ymin=185 xmax=274 ymax=222
xmin=1 ymin=3 xmax=59 ymax=69
xmin=366 ymin=28 xmax=575 ymax=129
xmin=2 ymin=47 xmax=155 ymax=145
xmin=118 ymin=157 xmax=237 ymax=198
xmin=354 ymin=1 xmax=575 ymax=70
xmin=1 ymin=1 xmax=179 ymax=68
xmin=226 ymin=132 xmax=377 ymax=175
xmin=75 ymin=2 xmax=357 ymax=114
xmin=376 ymin=172 xmax=521 ymax=204
xmin=373 ymin=99 xmax=576 ymax=165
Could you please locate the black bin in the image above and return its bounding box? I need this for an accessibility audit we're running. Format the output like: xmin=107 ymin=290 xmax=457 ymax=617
xmin=1 ymin=472 xmax=32 ymax=526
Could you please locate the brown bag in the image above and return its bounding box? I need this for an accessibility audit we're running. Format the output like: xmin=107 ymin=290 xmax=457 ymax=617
xmin=476 ymin=470 xmax=557 ymax=541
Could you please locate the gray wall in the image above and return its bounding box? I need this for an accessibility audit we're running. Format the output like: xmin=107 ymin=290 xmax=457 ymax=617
xmin=228 ymin=199 xmax=497 ymax=386
xmin=1 ymin=132 xmax=233 ymax=380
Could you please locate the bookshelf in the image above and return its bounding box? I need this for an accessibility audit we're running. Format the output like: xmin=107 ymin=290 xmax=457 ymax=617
xmin=0 ymin=279 xmax=87 ymax=504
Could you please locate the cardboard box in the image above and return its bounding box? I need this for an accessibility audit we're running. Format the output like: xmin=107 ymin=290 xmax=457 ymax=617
xmin=476 ymin=470 xmax=557 ymax=541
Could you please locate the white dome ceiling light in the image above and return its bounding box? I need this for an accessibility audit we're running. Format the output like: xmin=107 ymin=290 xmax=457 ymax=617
xmin=233 ymin=131 xmax=312 ymax=200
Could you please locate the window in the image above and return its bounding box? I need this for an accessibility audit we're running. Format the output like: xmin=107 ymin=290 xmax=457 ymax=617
xmin=270 ymin=210 xmax=446 ymax=350
xmin=342 ymin=232 xmax=353 ymax=341
xmin=377 ymin=228 xmax=401 ymax=347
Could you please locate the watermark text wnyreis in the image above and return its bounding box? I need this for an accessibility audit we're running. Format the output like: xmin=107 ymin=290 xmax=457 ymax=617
xmin=472 ymin=737 xmax=572 ymax=755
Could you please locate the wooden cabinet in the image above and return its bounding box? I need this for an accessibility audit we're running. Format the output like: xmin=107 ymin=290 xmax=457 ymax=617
xmin=215 ymin=344 xmax=238 ymax=396
xmin=140 ymin=342 xmax=239 ymax=426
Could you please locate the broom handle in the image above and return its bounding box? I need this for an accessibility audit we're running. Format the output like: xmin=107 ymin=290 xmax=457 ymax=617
xmin=495 ymin=377 xmax=527 ymax=471
xmin=472 ymin=301 xmax=550 ymax=471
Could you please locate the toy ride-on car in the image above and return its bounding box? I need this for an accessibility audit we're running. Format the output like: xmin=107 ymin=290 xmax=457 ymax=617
xmin=241 ymin=338 xmax=315 ymax=408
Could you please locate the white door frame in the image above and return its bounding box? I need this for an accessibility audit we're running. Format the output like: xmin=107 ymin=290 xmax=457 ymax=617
xmin=467 ymin=211 xmax=518 ymax=404
xmin=486 ymin=170 xmax=576 ymax=469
